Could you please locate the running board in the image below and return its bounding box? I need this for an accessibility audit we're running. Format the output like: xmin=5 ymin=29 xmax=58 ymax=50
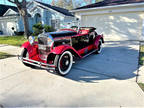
xmin=82 ymin=50 xmax=96 ymax=58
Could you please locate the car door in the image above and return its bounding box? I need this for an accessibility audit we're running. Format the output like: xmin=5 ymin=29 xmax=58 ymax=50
xmin=72 ymin=34 xmax=94 ymax=56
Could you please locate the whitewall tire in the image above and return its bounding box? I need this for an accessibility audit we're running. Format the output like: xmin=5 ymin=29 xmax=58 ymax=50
xmin=55 ymin=51 xmax=73 ymax=76
xmin=96 ymin=40 xmax=102 ymax=54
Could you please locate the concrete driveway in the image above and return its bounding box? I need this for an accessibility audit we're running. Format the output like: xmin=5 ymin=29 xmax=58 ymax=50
xmin=0 ymin=41 xmax=144 ymax=107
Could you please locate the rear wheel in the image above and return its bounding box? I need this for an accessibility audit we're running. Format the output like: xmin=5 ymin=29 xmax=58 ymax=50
xmin=96 ymin=40 xmax=102 ymax=54
xmin=21 ymin=48 xmax=35 ymax=68
xmin=54 ymin=51 xmax=73 ymax=76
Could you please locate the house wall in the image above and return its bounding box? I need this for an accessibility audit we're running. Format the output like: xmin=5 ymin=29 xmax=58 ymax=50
xmin=28 ymin=17 xmax=33 ymax=32
xmin=81 ymin=12 xmax=143 ymax=40
xmin=62 ymin=16 xmax=76 ymax=28
xmin=42 ymin=9 xmax=75 ymax=29
xmin=45 ymin=10 xmax=52 ymax=25
xmin=0 ymin=16 xmax=19 ymax=36
xmin=0 ymin=22 xmax=2 ymax=31
xmin=17 ymin=16 xmax=24 ymax=32
xmin=17 ymin=16 xmax=33 ymax=33
xmin=28 ymin=1 xmax=75 ymax=29
xmin=75 ymin=5 xmax=144 ymax=41
xmin=3 ymin=9 xmax=17 ymax=16
xmin=0 ymin=1 xmax=75 ymax=35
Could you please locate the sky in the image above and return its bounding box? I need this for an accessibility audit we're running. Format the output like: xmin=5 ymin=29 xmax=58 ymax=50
xmin=0 ymin=0 xmax=15 ymax=6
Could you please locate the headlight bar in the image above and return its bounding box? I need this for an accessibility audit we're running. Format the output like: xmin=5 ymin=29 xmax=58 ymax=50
xmin=28 ymin=36 xmax=35 ymax=45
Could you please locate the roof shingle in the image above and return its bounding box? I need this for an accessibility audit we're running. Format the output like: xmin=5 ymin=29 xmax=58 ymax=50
xmin=35 ymin=1 xmax=74 ymax=17
xmin=0 ymin=4 xmax=18 ymax=16
xmin=75 ymin=0 xmax=144 ymax=10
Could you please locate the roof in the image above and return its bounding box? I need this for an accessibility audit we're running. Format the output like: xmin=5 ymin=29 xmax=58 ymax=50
xmin=75 ymin=0 xmax=144 ymax=10
xmin=35 ymin=1 xmax=74 ymax=17
xmin=0 ymin=4 xmax=18 ymax=16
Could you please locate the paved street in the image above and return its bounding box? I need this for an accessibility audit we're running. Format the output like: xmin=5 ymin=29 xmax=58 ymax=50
xmin=0 ymin=41 xmax=144 ymax=107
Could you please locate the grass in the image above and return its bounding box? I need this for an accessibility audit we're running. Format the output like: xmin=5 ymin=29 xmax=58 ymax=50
xmin=138 ymin=83 xmax=144 ymax=92
xmin=0 ymin=52 xmax=15 ymax=59
xmin=139 ymin=45 xmax=144 ymax=65
xmin=0 ymin=35 xmax=27 ymax=46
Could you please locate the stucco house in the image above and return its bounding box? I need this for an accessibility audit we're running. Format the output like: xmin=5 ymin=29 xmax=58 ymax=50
xmin=72 ymin=0 xmax=144 ymax=41
xmin=0 ymin=1 xmax=75 ymax=36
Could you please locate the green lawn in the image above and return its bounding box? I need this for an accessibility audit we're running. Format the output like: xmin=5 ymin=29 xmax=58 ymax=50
xmin=138 ymin=83 xmax=144 ymax=92
xmin=0 ymin=52 xmax=15 ymax=59
xmin=139 ymin=45 xmax=144 ymax=65
xmin=0 ymin=35 xmax=27 ymax=46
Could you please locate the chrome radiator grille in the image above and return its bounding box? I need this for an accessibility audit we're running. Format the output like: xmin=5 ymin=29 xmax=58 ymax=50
xmin=38 ymin=36 xmax=47 ymax=45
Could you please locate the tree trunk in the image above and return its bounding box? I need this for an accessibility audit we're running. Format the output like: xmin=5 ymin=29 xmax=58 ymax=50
xmin=8 ymin=0 xmax=30 ymax=39
xmin=20 ymin=8 xmax=29 ymax=39
xmin=22 ymin=14 xmax=29 ymax=39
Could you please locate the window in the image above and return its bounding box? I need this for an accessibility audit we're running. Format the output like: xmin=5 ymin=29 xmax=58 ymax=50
xmin=51 ymin=19 xmax=60 ymax=30
xmin=72 ymin=35 xmax=89 ymax=50
xmin=35 ymin=13 xmax=41 ymax=23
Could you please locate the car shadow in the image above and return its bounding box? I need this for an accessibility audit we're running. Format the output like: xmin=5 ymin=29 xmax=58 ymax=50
xmin=65 ymin=41 xmax=139 ymax=83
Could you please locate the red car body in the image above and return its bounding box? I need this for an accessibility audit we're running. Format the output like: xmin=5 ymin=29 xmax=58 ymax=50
xmin=19 ymin=27 xmax=104 ymax=76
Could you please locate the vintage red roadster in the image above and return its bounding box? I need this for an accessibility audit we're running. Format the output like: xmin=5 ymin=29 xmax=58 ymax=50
xmin=18 ymin=27 xmax=104 ymax=76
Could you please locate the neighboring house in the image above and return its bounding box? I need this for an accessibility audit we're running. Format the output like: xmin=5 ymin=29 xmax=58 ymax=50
xmin=0 ymin=4 xmax=20 ymax=36
xmin=71 ymin=0 xmax=144 ymax=41
xmin=0 ymin=1 xmax=76 ymax=36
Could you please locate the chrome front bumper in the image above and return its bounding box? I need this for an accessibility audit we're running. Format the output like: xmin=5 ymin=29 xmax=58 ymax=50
xmin=18 ymin=55 xmax=55 ymax=70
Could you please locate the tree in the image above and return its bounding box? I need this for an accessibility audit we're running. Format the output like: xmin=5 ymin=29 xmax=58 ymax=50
xmin=83 ymin=0 xmax=93 ymax=5
xmin=95 ymin=0 xmax=103 ymax=3
xmin=51 ymin=0 xmax=56 ymax=6
xmin=83 ymin=0 xmax=103 ymax=5
xmin=51 ymin=0 xmax=74 ymax=10
xmin=51 ymin=0 xmax=104 ymax=9
xmin=8 ymin=0 xmax=29 ymax=39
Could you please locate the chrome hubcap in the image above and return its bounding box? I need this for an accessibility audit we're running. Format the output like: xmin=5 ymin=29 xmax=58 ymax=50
xmin=65 ymin=60 xmax=69 ymax=66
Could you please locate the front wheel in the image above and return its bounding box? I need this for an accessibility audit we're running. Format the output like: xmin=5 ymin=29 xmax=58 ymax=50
xmin=54 ymin=51 xmax=73 ymax=76
xmin=21 ymin=48 xmax=35 ymax=68
xmin=95 ymin=39 xmax=102 ymax=54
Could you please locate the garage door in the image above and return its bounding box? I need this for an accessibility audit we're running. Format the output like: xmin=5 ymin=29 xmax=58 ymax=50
xmin=81 ymin=12 xmax=143 ymax=41
xmin=0 ymin=21 xmax=17 ymax=36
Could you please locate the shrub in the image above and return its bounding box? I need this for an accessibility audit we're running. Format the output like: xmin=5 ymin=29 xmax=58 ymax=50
xmin=32 ymin=23 xmax=55 ymax=36
xmin=14 ymin=31 xmax=24 ymax=35
xmin=44 ymin=25 xmax=55 ymax=32
xmin=32 ymin=22 xmax=44 ymax=36
xmin=0 ymin=30 xmax=3 ymax=35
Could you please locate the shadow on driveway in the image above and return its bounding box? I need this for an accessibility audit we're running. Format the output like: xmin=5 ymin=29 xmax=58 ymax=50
xmin=65 ymin=41 xmax=139 ymax=83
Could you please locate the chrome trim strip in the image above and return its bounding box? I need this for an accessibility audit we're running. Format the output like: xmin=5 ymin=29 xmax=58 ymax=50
xmin=82 ymin=50 xmax=97 ymax=58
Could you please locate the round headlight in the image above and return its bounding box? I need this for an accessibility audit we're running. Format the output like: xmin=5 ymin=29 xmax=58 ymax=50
xmin=28 ymin=36 xmax=35 ymax=45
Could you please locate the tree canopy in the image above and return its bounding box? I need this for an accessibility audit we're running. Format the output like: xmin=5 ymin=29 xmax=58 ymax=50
xmin=51 ymin=0 xmax=104 ymax=10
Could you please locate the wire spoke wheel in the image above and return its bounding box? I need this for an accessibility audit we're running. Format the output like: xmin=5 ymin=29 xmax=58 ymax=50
xmin=60 ymin=54 xmax=70 ymax=71
xmin=96 ymin=40 xmax=102 ymax=54
xmin=55 ymin=51 xmax=73 ymax=76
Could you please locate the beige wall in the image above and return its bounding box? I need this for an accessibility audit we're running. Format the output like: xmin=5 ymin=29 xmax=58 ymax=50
xmin=80 ymin=12 xmax=144 ymax=41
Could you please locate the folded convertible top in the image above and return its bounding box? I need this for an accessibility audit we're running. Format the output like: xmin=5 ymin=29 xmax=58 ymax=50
xmin=49 ymin=30 xmax=77 ymax=38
